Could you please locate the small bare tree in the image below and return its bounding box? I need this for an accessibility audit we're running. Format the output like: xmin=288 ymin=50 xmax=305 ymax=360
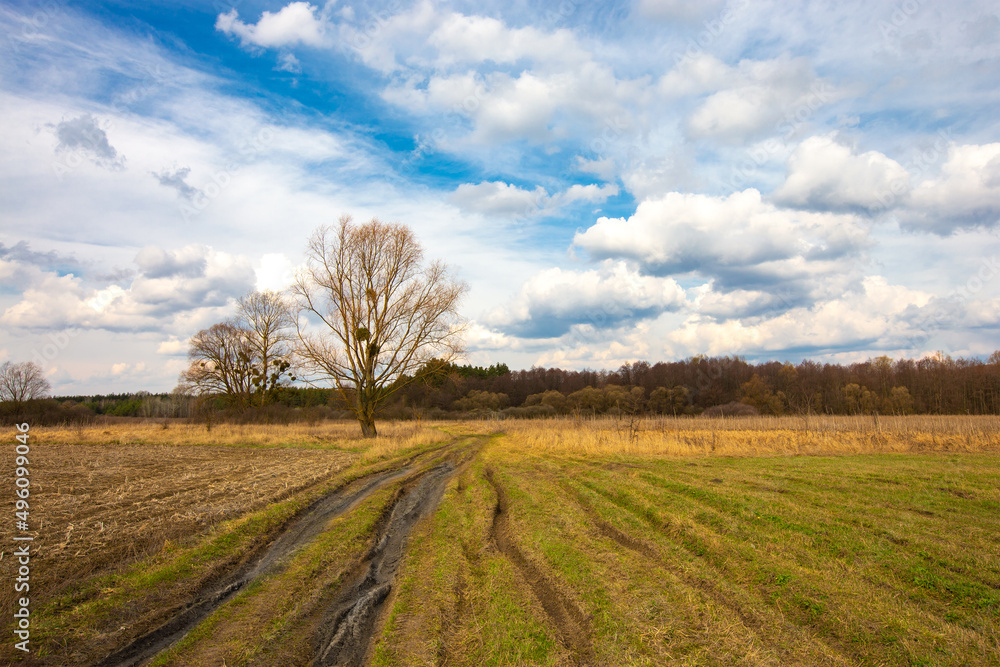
xmin=0 ymin=361 xmax=51 ymax=421
xmin=179 ymin=321 xmax=256 ymax=408
xmin=235 ymin=290 xmax=296 ymax=406
xmin=179 ymin=290 xmax=295 ymax=408
xmin=292 ymin=215 xmax=467 ymax=437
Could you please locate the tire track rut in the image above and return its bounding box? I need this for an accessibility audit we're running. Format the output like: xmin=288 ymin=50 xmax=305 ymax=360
xmin=314 ymin=456 xmax=465 ymax=666
xmin=565 ymin=480 xmax=766 ymax=634
xmin=561 ymin=475 xmax=858 ymax=666
xmin=95 ymin=448 xmax=446 ymax=667
xmin=485 ymin=468 xmax=594 ymax=666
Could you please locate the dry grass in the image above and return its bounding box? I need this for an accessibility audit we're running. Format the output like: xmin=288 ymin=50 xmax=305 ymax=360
xmin=29 ymin=418 xmax=450 ymax=451
xmin=495 ymin=414 xmax=1000 ymax=457
xmin=357 ymin=422 xmax=455 ymax=461
xmin=371 ymin=433 xmax=1000 ymax=665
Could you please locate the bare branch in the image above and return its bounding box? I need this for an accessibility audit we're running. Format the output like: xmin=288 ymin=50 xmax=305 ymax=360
xmin=0 ymin=361 xmax=51 ymax=405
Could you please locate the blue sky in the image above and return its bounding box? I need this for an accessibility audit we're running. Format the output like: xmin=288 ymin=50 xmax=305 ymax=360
xmin=1 ymin=0 xmax=999 ymax=394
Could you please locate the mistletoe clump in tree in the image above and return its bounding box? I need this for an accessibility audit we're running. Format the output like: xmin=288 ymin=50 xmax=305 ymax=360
xmin=292 ymin=215 xmax=467 ymax=437
xmin=179 ymin=290 xmax=295 ymax=409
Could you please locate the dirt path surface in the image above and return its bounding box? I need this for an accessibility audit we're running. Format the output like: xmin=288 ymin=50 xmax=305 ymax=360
xmin=313 ymin=461 xmax=459 ymax=666
xmin=94 ymin=461 xmax=422 ymax=667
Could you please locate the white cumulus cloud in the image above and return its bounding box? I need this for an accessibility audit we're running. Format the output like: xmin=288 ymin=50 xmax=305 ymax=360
xmin=667 ymin=276 xmax=936 ymax=358
xmin=487 ymin=260 xmax=686 ymax=338
xmin=1 ymin=245 xmax=255 ymax=332
xmin=449 ymin=181 xmax=546 ymax=217
xmin=683 ymin=57 xmax=838 ymax=142
xmin=216 ymin=2 xmax=331 ymax=49
xmin=902 ymin=143 xmax=1000 ymax=233
xmin=572 ymin=189 xmax=870 ymax=298
xmin=449 ymin=180 xmax=618 ymax=219
xmin=773 ymin=134 xmax=911 ymax=213
xmin=428 ymin=13 xmax=588 ymax=68
xmin=156 ymin=338 xmax=187 ymax=355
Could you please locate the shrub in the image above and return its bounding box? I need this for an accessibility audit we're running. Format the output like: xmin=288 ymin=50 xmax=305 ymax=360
xmin=501 ymin=404 xmax=557 ymax=419
xmin=703 ymin=401 xmax=760 ymax=417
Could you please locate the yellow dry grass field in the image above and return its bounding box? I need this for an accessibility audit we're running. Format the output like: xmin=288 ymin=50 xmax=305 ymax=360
xmin=498 ymin=414 xmax=1000 ymax=457
xmin=27 ymin=419 xmax=449 ymax=455
xmin=372 ymin=417 xmax=1000 ymax=666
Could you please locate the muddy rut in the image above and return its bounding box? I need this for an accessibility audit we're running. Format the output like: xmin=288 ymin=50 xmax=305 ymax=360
xmin=486 ymin=469 xmax=594 ymax=666
xmin=95 ymin=456 xmax=431 ymax=667
xmin=313 ymin=461 xmax=460 ymax=666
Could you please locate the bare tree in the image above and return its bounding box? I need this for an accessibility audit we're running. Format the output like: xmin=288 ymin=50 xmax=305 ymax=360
xmin=236 ymin=290 xmax=295 ymax=406
xmin=0 ymin=361 xmax=51 ymax=421
xmin=178 ymin=290 xmax=295 ymax=408
xmin=179 ymin=321 xmax=257 ymax=408
xmin=292 ymin=215 xmax=467 ymax=437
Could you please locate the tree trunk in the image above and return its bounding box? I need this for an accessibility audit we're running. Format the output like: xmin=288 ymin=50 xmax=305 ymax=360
xmin=357 ymin=392 xmax=377 ymax=438
xmin=359 ymin=415 xmax=377 ymax=438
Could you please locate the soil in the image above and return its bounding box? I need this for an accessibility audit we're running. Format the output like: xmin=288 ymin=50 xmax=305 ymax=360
xmin=0 ymin=443 xmax=354 ymax=616
xmin=313 ymin=462 xmax=458 ymax=666
xmin=84 ymin=440 xmax=482 ymax=667
xmin=94 ymin=463 xmax=418 ymax=667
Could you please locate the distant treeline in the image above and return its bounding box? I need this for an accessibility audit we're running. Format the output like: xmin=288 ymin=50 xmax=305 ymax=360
xmin=6 ymin=352 xmax=998 ymax=425
xmin=390 ymin=354 xmax=1000 ymax=418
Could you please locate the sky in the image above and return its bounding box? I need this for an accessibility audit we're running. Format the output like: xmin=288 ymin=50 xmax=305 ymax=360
xmin=1 ymin=0 xmax=999 ymax=395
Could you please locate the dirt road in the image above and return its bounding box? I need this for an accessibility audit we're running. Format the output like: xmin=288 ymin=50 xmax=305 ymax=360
xmin=90 ymin=438 xmax=477 ymax=667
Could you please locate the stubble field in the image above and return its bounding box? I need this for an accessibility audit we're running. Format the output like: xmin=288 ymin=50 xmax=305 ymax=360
xmin=2 ymin=416 xmax=998 ymax=666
